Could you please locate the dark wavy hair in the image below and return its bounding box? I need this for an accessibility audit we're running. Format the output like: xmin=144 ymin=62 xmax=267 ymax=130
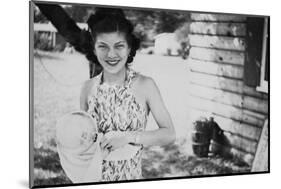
xmin=79 ymin=7 xmax=140 ymax=77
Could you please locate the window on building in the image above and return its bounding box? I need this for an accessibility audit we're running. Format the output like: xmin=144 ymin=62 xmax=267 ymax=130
xmin=244 ymin=16 xmax=269 ymax=94
xmin=257 ymin=18 xmax=269 ymax=93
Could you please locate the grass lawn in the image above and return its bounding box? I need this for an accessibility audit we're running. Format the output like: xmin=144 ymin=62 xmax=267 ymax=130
xmin=32 ymin=51 xmax=250 ymax=187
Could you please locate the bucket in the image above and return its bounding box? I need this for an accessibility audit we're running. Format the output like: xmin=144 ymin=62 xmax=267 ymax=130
xmin=191 ymin=117 xmax=211 ymax=157
xmin=192 ymin=142 xmax=210 ymax=157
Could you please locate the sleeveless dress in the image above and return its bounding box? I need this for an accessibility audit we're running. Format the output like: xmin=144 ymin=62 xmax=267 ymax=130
xmin=87 ymin=68 xmax=148 ymax=181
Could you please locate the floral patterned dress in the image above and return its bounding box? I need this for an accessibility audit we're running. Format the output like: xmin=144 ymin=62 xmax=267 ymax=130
xmin=87 ymin=68 xmax=148 ymax=181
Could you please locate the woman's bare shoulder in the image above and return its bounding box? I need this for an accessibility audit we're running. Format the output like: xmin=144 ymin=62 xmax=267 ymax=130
xmin=134 ymin=73 xmax=161 ymax=105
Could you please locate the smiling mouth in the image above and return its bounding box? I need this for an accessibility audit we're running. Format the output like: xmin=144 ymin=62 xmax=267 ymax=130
xmin=106 ymin=60 xmax=120 ymax=66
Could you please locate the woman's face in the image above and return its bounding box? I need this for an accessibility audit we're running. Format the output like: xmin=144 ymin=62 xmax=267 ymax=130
xmin=94 ymin=32 xmax=131 ymax=74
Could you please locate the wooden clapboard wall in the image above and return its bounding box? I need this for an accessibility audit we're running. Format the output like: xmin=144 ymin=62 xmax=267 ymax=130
xmin=187 ymin=13 xmax=268 ymax=165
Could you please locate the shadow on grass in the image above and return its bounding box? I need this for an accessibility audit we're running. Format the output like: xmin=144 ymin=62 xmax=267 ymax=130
xmin=142 ymin=142 xmax=251 ymax=179
xmin=34 ymin=147 xmax=61 ymax=172
xmin=33 ymin=147 xmax=72 ymax=186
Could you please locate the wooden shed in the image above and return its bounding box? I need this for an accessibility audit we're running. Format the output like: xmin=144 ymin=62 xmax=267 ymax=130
xmin=186 ymin=13 xmax=269 ymax=168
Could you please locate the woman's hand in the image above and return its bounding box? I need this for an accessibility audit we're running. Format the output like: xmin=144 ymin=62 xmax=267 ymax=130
xmin=100 ymin=133 xmax=131 ymax=152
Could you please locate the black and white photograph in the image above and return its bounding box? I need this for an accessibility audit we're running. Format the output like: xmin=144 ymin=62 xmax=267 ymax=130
xmin=29 ymin=0 xmax=269 ymax=188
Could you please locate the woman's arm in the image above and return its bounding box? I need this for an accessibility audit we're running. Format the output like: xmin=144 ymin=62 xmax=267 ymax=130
xmin=132 ymin=77 xmax=176 ymax=146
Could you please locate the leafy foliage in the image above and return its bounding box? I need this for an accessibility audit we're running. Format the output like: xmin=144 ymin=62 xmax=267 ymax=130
xmin=154 ymin=11 xmax=190 ymax=33
xmin=34 ymin=6 xmax=48 ymax=23
xmin=34 ymin=4 xmax=191 ymax=43
xmin=64 ymin=5 xmax=95 ymax=23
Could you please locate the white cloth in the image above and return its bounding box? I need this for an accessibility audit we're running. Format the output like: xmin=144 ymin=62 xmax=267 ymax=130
xmin=56 ymin=111 xmax=102 ymax=183
xmin=56 ymin=111 xmax=141 ymax=183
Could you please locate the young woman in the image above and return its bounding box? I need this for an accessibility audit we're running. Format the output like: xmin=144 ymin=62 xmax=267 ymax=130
xmin=80 ymin=8 xmax=176 ymax=181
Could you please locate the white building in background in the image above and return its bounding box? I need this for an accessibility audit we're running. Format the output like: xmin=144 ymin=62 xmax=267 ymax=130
xmin=34 ymin=22 xmax=87 ymax=49
xmin=154 ymin=33 xmax=181 ymax=56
